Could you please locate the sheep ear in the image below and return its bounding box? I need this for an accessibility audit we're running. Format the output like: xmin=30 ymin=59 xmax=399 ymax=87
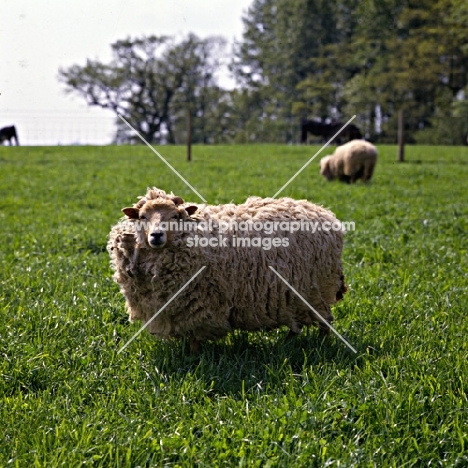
xmin=185 ymin=205 xmax=198 ymax=216
xmin=172 ymin=196 xmax=184 ymax=206
xmin=122 ymin=207 xmax=139 ymax=219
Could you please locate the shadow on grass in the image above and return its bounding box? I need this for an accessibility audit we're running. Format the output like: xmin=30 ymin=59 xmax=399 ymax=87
xmin=79 ymin=240 xmax=108 ymax=254
xmin=143 ymin=328 xmax=366 ymax=397
xmin=403 ymin=159 xmax=468 ymax=165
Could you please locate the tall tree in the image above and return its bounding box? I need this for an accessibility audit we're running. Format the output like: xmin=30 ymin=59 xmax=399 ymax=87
xmin=59 ymin=34 xmax=226 ymax=144
xmin=291 ymin=0 xmax=468 ymax=143
xmin=342 ymin=0 xmax=468 ymax=142
xmin=169 ymin=36 xmax=228 ymax=144
xmin=232 ymin=0 xmax=358 ymax=141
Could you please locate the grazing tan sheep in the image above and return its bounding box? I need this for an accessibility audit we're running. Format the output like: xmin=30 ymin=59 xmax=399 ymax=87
xmin=108 ymin=188 xmax=347 ymax=350
xmin=320 ymin=140 xmax=378 ymax=183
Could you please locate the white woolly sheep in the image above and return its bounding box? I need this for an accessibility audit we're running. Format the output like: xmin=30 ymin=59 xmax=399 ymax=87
xmin=320 ymin=139 xmax=378 ymax=183
xmin=107 ymin=188 xmax=347 ymax=350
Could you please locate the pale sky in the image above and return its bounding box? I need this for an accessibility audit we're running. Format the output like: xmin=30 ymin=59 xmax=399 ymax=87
xmin=0 ymin=0 xmax=253 ymax=145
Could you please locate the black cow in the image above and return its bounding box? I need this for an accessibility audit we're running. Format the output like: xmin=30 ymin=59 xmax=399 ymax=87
xmin=300 ymin=119 xmax=328 ymax=144
xmin=300 ymin=119 xmax=362 ymax=144
xmin=328 ymin=121 xmax=362 ymax=144
xmin=0 ymin=126 xmax=19 ymax=145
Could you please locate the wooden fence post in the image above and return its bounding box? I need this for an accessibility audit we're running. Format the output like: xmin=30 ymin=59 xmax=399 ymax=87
xmin=398 ymin=108 xmax=404 ymax=162
xmin=186 ymin=107 xmax=192 ymax=162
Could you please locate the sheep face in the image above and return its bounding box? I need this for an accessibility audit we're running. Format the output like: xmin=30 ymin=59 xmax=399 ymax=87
xmin=320 ymin=156 xmax=335 ymax=181
xmin=143 ymin=202 xmax=181 ymax=248
xmin=122 ymin=199 xmax=197 ymax=249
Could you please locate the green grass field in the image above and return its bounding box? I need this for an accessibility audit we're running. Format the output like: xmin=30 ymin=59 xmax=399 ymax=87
xmin=1 ymin=144 xmax=467 ymax=467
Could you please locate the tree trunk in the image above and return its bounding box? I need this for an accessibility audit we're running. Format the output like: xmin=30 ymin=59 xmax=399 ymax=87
xmin=397 ymin=108 xmax=405 ymax=162
xmin=186 ymin=108 xmax=192 ymax=162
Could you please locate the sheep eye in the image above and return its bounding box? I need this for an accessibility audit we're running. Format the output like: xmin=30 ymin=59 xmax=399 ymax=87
xmin=171 ymin=214 xmax=180 ymax=220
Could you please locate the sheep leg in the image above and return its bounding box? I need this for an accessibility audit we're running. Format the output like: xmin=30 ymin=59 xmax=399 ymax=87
xmin=350 ymin=167 xmax=365 ymax=183
xmin=336 ymin=274 xmax=347 ymax=301
xmin=349 ymin=172 xmax=359 ymax=184
xmin=318 ymin=321 xmax=331 ymax=337
xmin=189 ymin=337 xmax=201 ymax=353
xmin=286 ymin=316 xmax=332 ymax=339
xmin=286 ymin=324 xmax=303 ymax=339
xmin=310 ymin=297 xmax=334 ymax=338
xmin=361 ymin=162 xmax=375 ymax=182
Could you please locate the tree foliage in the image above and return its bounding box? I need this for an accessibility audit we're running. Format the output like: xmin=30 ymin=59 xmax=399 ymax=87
xmin=231 ymin=0 xmax=360 ymax=141
xmin=233 ymin=0 xmax=468 ymax=143
xmin=59 ymin=34 xmax=227 ymax=144
xmin=59 ymin=0 xmax=468 ymax=145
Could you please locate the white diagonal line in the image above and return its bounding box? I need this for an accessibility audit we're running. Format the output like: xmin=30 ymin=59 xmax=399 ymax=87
xmin=268 ymin=266 xmax=357 ymax=353
xmin=117 ymin=266 xmax=207 ymax=354
xmin=271 ymin=115 xmax=356 ymax=199
xmin=117 ymin=114 xmax=207 ymax=203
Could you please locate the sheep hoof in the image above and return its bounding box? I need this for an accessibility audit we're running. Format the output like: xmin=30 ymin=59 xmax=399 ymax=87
xmin=189 ymin=337 xmax=201 ymax=353
xmin=286 ymin=321 xmax=305 ymax=339
xmin=318 ymin=322 xmax=331 ymax=338
xmin=286 ymin=329 xmax=300 ymax=340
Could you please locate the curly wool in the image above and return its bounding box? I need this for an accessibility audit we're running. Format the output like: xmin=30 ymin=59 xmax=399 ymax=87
xmin=320 ymin=140 xmax=378 ymax=183
xmin=107 ymin=187 xmax=347 ymax=344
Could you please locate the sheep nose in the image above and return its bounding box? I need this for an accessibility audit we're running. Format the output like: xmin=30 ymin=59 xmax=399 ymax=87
xmin=149 ymin=231 xmax=166 ymax=248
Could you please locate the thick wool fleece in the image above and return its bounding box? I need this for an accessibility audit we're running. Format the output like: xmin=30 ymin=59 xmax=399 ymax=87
xmin=107 ymin=188 xmax=347 ymax=343
xmin=320 ymin=139 xmax=378 ymax=183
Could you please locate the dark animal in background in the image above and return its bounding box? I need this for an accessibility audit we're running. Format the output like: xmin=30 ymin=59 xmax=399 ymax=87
xmin=300 ymin=119 xmax=328 ymax=144
xmin=0 ymin=126 xmax=19 ymax=145
xmin=300 ymin=119 xmax=362 ymax=145
xmin=328 ymin=121 xmax=362 ymax=144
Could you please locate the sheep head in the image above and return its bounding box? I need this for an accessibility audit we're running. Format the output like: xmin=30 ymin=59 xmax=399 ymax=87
xmin=320 ymin=155 xmax=335 ymax=181
xmin=122 ymin=197 xmax=198 ymax=249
